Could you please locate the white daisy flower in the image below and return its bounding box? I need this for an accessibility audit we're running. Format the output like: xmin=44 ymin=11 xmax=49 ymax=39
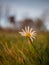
xmin=19 ymin=26 xmax=36 ymax=42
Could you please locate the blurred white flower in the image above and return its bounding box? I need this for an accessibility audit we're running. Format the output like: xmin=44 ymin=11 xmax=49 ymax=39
xmin=19 ymin=26 xmax=36 ymax=42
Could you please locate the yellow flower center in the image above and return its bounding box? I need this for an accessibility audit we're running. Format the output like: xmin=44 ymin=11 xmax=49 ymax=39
xmin=26 ymin=32 xmax=31 ymax=37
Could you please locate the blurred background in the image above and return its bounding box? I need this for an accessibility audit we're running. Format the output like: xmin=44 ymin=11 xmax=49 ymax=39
xmin=0 ymin=0 xmax=49 ymax=32
xmin=0 ymin=1 xmax=49 ymax=65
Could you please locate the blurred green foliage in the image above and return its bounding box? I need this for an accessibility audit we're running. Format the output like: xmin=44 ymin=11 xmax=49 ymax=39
xmin=0 ymin=32 xmax=49 ymax=65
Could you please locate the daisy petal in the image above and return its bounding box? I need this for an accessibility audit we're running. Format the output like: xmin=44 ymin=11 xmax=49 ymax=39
xmin=25 ymin=27 xmax=27 ymax=32
xmin=28 ymin=26 xmax=29 ymax=32
xmin=30 ymin=37 xmax=33 ymax=42
xmin=22 ymin=29 xmax=26 ymax=34
xmin=30 ymin=28 xmax=33 ymax=33
xmin=19 ymin=32 xmax=25 ymax=36
xmin=31 ymin=31 xmax=36 ymax=35
xmin=32 ymin=36 xmax=36 ymax=39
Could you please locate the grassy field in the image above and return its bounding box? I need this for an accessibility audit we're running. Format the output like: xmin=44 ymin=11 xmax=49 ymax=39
xmin=0 ymin=31 xmax=49 ymax=65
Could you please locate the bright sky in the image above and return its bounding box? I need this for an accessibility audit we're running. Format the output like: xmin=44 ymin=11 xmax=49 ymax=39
xmin=0 ymin=0 xmax=49 ymax=30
